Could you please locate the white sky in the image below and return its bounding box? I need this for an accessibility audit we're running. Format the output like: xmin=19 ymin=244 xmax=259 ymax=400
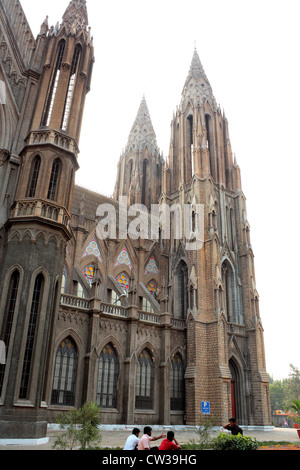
xmin=22 ymin=0 xmax=300 ymax=381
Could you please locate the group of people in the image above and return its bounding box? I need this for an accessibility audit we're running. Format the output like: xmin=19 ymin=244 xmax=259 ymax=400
xmin=123 ymin=417 xmax=243 ymax=451
xmin=123 ymin=426 xmax=181 ymax=451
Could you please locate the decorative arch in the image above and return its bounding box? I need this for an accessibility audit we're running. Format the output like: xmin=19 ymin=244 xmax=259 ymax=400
xmin=114 ymin=247 xmax=132 ymax=270
xmin=82 ymin=237 xmax=102 ymax=262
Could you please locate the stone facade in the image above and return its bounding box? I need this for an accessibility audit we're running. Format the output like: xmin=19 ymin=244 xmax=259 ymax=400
xmin=0 ymin=0 xmax=271 ymax=439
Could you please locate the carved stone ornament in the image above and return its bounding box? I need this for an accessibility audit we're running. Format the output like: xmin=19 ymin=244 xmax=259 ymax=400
xmin=0 ymin=149 xmax=10 ymax=166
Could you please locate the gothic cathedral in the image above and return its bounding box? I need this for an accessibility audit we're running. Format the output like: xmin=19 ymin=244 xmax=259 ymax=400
xmin=0 ymin=0 xmax=271 ymax=441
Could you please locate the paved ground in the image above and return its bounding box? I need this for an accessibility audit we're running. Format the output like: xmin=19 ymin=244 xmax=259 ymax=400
xmin=0 ymin=426 xmax=299 ymax=450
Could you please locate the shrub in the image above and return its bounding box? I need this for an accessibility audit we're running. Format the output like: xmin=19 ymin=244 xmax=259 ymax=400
xmin=52 ymin=401 xmax=102 ymax=450
xmin=213 ymin=432 xmax=260 ymax=451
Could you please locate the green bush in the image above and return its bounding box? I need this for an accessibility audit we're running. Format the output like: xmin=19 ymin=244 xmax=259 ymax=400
xmin=213 ymin=432 xmax=260 ymax=451
xmin=52 ymin=401 xmax=102 ymax=450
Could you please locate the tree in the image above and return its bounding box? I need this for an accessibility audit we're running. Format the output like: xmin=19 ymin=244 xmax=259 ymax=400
xmin=288 ymin=399 xmax=300 ymax=425
xmin=52 ymin=402 xmax=102 ymax=450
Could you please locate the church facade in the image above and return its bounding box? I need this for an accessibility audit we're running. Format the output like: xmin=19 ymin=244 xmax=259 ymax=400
xmin=0 ymin=0 xmax=271 ymax=440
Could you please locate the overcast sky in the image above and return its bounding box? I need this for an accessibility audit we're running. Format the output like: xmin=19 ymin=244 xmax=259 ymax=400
xmin=21 ymin=0 xmax=300 ymax=381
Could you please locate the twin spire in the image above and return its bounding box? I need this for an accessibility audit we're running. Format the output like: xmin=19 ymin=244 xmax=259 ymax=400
xmin=126 ymin=49 xmax=215 ymax=154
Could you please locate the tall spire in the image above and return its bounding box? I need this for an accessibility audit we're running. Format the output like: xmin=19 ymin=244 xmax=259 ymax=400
xmin=61 ymin=0 xmax=89 ymax=35
xmin=181 ymin=48 xmax=216 ymax=110
xmin=125 ymin=96 xmax=159 ymax=155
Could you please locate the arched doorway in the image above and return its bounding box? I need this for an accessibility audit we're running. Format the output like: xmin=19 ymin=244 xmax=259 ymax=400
xmin=229 ymin=359 xmax=242 ymax=422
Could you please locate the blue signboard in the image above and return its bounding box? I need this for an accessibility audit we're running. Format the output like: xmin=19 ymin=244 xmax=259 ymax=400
xmin=201 ymin=401 xmax=210 ymax=415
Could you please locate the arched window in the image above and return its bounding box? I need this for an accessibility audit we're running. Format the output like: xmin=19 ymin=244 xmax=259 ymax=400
xmin=47 ymin=159 xmax=61 ymax=201
xmin=51 ymin=337 xmax=78 ymax=406
xmin=61 ymin=267 xmax=67 ymax=294
xmin=187 ymin=114 xmax=194 ymax=177
xmin=19 ymin=273 xmax=44 ymax=399
xmin=61 ymin=44 xmax=81 ymax=131
xmin=170 ymin=353 xmax=185 ymax=411
xmin=142 ymin=159 xmax=149 ymax=207
xmin=174 ymin=261 xmax=188 ymax=319
xmin=96 ymin=344 xmax=119 ymax=408
xmin=0 ymin=270 xmax=20 ymax=395
xmin=222 ymin=261 xmax=235 ymax=322
xmin=142 ymin=298 xmax=153 ymax=313
xmin=43 ymin=40 xmax=65 ymax=127
xmin=116 ymin=273 xmax=130 ymax=294
xmin=135 ymin=349 xmax=154 ymax=409
xmin=27 ymin=155 xmax=41 ymax=198
xmin=205 ymin=114 xmax=211 ymax=151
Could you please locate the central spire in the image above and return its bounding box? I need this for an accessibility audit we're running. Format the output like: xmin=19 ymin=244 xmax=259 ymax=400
xmin=181 ymin=48 xmax=216 ymax=110
xmin=126 ymin=96 xmax=159 ymax=155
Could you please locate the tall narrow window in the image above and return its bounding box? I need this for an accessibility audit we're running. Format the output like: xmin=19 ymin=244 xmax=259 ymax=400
xmin=170 ymin=353 xmax=185 ymax=411
xmin=205 ymin=114 xmax=211 ymax=151
xmin=0 ymin=271 xmax=20 ymax=395
xmin=142 ymin=159 xmax=149 ymax=207
xmin=19 ymin=273 xmax=44 ymax=399
xmin=175 ymin=261 xmax=188 ymax=319
xmin=47 ymin=159 xmax=60 ymax=201
xmin=96 ymin=344 xmax=119 ymax=408
xmin=187 ymin=115 xmax=194 ymax=177
xmin=51 ymin=337 xmax=78 ymax=406
xmin=27 ymin=156 xmax=41 ymax=198
xmin=42 ymin=40 xmax=65 ymax=127
xmin=61 ymin=45 xmax=81 ymax=131
xmin=135 ymin=349 xmax=154 ymax=409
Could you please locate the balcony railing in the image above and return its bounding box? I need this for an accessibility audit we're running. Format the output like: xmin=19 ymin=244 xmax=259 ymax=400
xmin=25 ymin=130 xmax=79 ymax=155
xmin=99 ymin=302 xmax=127 ymax=318
xmin=61 ymin=294 xmax=90 ymax=310
xmin=138 ymin=310 xmax=161 ymax=324
xmin=10 ymin=199 xmax=70 ymax=229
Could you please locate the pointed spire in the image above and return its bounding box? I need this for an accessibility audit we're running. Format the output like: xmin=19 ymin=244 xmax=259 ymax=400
xmin=61 ymin=0 xmax=89 ymax=35
xmin=39 ymin=16 xmax=49 ymax=36
xmin=125 ymin=96 xmax=159 ymax=155
xmin=186 ymin=48 xmax=208 ymax=84
xmin=181 ymin=48 xmax=216 ymax=109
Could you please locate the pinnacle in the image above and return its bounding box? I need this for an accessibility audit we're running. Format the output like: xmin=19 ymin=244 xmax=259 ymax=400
xmin=62 ymin=0 xmax=89 ymax=31
xmin=185 ymin=48 xmax=209 ymax=87
xmin=126 ymin=96 xmax=159 ymax=154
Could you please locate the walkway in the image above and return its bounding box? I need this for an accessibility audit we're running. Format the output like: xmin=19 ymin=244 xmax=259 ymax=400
xmin=0 ymin=426 xmax=299 ymax=450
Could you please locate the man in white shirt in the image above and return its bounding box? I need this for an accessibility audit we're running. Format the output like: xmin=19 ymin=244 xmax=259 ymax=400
xmin=123 ymin=428 xmax=140 ymax=450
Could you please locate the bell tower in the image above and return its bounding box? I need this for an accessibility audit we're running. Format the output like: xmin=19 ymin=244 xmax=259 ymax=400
xmin=0 ymin=0 xmax=94 ymax=442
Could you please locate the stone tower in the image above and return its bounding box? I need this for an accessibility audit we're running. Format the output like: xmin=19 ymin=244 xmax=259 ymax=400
xmin=0 ymin=0 xmax=94 ymax=441
xmin=114 ymin=96 xmax=163 ymax=210
xmin=161 ymin=49 xmax=270 ymax=425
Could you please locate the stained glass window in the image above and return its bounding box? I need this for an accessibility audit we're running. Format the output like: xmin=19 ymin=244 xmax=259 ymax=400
xmin=114 ymin=248 xmax=132 ymax=270
xmin=82 ymin=238 xmax=102 ymax=262
xmin=0 ymin=270 xmax=20 ymax=395
xmin=135 ymin=349 xmax=154 ymax=409
xmin=144 ymin=256 xmax=158 ymax=275
xmin=83 ymin=265 xmax=94 ymax=285
xmin=51 ymin=337 xmax=78 ymax=406
xmin=96 ymin=344 xmax=119 ymax=408
xmin=146 ymin=280 xmax=157 ymax=296
xmin=116 ymin=273 xmax=130 ymax=293
xmin=19 ymin=273 xmax=43 ymax=399
xmin=170 ymin=353 xmax=185 ymax=411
